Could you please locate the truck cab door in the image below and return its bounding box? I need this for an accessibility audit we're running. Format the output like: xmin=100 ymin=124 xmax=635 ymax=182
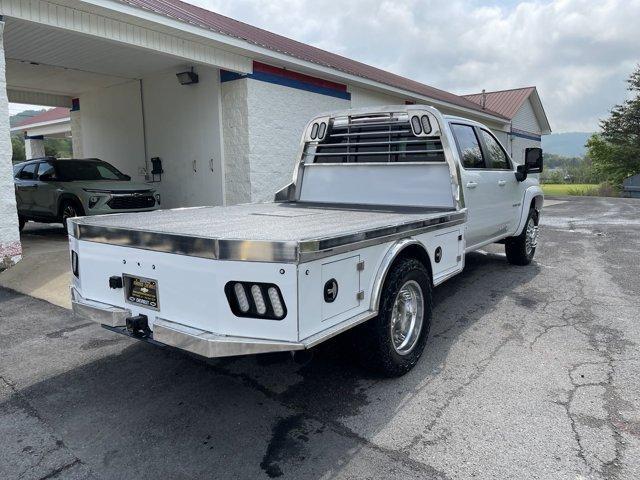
xmin=14 ymin=163 xmax=39 ymax=214
xmin=476 ymin=128 xmax=522 ymax=236
xmin=450 ymin=123 xmax=496 ymax=248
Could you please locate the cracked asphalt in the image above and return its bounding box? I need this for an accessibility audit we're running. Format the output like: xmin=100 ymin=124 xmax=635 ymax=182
xmin=1 ymin=195 xmax=639 ymax=479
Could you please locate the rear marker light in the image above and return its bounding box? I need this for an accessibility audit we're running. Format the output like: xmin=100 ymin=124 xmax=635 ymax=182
xmin=421 ymin=115 xmax=432 ymax=134
xmin=268 ymin=287 xmax=284 ymax=318
xmin=234 ymin=283 xmax=250 ymax=312
xmin=71 ymin=251 xmax=79 ymax=277
xmin=410 ymin=116 xmax=423 ymax=135
xmin=251 ymin=285 xmax=267 ymax=315
xmin=317 ymin=121 xmax=327 ymax=139
xmin=225 ymin=281 xmax=287 ymax=320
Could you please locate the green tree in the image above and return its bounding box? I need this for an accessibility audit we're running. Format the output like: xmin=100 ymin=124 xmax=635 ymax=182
xmin=587 ymin=66 xmax=640 ymax=186
xmin=11 ymin=135 xmax=25 ymax=163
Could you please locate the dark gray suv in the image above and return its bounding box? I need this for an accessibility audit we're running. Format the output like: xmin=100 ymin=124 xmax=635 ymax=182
xmin=13 ymin=157 xmax=159 ymax=230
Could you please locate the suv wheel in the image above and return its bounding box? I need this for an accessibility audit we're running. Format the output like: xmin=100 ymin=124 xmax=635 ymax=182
xmin=18 ymin=215 xmax=26 ymax=232
xmin=357 ymin=258 xmax=432 ymax=377
xmin=60 ymin=200 xmax=84 ymax=228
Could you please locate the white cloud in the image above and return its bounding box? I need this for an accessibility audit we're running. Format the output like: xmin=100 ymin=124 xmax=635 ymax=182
xmin=186 ymin=0 xmax=640 ymax=132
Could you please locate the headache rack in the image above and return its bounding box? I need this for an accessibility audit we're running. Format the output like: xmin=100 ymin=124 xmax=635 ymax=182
xmin=304 ymin=111 xmax=445 ymax=164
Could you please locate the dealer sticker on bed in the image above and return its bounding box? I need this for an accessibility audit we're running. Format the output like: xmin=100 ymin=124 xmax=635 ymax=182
xmin=126 ymin=277 xmax=159 ymax=309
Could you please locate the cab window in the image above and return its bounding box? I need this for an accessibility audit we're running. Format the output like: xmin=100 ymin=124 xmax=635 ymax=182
xmin=18 ymin=163 xmax=37 ymax=180
xmin=451 ymin=124 xmax=485 ymax=169
xmin=480 ymin=130 xmax=510 ymax=169
xmin=37 ymin=161 xmax=57 ymax=180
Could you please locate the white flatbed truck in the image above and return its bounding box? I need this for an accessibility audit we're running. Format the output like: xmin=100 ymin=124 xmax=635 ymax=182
xmin=69 ymin=105 xmax=544 ymax=376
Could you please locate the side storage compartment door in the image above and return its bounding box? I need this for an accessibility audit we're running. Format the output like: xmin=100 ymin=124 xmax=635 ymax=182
xmin=298 ymin=254 xmax=363 ymax=340
xmin=427 ymin=228 xmax=464 ymax=284
xmin=321 ymin=255 xmax=361 ymax=321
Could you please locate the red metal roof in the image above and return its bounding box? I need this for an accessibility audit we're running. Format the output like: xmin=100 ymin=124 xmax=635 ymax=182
xmin=118 ymin=0 xmax=507 ymax=120
xmin=463 ymin=87 xmax=535 ymax=120
xmin=17 ymin=107 xmax=70 ymax=127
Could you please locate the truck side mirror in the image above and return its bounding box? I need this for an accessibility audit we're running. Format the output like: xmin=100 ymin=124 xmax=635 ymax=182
xmin=515 ymin=147 xmax=543 ymax=182
xmin=524 ymin=147 xmax=543 ymax=173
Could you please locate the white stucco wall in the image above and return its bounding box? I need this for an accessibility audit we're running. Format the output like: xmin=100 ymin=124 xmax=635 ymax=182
xmin=70 ymin=109 xmax=83 ymax=158
xmin=24 ymin=137 xmax=45 ymax=159
xmin=78 ymin=80 xmax=146 ymax=180
xmin=244 ymin=79 xmax=349 ymax=202
xmin=221 ymin=77 xmax=251 ymax=205
xmin=142 ymin=66 xmax=225 ymax=208
xmin=0 ymin=21 xmax=21 ymax=268
xmin=349 ymin=86 xmax=403 ymax=108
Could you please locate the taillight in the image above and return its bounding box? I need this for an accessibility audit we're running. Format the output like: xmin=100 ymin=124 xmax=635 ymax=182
xmin=225 ymin=282 xmax=287 ymax=320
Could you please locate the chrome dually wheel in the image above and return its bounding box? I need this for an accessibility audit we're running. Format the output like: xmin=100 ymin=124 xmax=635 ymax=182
xmin=390 ymin=280 xmax=425 ymax=355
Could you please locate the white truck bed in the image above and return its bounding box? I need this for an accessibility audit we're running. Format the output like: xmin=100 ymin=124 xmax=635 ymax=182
xmin=70 ymin=202 xmax=464 ymax=263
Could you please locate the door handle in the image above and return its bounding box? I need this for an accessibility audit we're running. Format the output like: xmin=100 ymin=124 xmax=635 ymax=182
xmin=498 ymin=180 xmax=506 ymax=186
xmin=466 ymin=182 xmax=478 ymax=189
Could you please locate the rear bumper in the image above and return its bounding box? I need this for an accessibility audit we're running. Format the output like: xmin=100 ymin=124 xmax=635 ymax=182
xmin=71 ymin=287 xmax=131 ymax=327
xmin=70 ymin=287 xmax=304 ymax=358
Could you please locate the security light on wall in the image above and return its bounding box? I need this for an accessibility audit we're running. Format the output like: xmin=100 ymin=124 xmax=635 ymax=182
xmin=176 ymin=68 xmax=199 ymax=85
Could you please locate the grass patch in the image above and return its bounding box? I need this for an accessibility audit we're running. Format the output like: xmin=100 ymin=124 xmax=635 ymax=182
xmin=542 ymin=184 xmax=599 ymax=196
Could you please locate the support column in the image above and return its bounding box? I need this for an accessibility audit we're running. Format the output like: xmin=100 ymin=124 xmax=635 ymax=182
xmin=24 ymin=134 xmax=45 ymax=159
xmin=0 ymin=19 xmax=22 ymax=268
xmin=70 ymin=98 xmax=83 ymax=157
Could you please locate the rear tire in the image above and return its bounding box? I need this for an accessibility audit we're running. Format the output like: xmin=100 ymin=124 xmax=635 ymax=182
xmin=18 ymin=216 xmax=26 ymax=232
xmin=357 ymin=258 xmax=432 ymax=377
xmin=505 ymin=209 xmax=539 ymax=265
xmin=60 ymin=199 xmax=85 ymax=228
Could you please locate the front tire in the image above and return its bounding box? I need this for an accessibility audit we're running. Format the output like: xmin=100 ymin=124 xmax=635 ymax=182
xmin=60 ymin=200 xmax=85 ymax=228
xmin=505 ymin=209 xmax=539 ymax=265
xmin=358 ymin=258 xmax=432 ymax=377
xmin=18 ymin=215 xmax=26 ymax=232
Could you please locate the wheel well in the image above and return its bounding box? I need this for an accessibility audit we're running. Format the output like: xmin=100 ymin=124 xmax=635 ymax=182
xmin=57 ymin=195 xmax=84 ymax=217
xmin=392 ymin=244 xmax=433 ymax=285
xmin=371 ymin=241 xmax=434 ymax=312
xmin=531 ymin=196 xmax=543 ymax=212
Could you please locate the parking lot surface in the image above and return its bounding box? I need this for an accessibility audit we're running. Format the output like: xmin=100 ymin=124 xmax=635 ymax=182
xmin=1 ymin=196 xmax=639 ymax=479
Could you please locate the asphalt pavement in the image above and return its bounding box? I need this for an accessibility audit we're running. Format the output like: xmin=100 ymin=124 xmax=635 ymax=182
xmin=1 ymin=196 xmax=639 ymax=479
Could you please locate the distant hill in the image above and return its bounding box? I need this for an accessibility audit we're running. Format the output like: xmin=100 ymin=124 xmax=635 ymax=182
xmin=542 ymin=132 xmax=593 ymax=158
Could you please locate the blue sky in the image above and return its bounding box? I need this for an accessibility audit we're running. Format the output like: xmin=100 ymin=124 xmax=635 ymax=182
xmin=185 ymin=0 xmax=640 ymax=133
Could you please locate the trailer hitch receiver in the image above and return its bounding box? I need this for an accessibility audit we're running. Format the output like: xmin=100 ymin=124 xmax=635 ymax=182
xmin=126 ymin=314 xmax=150 ymax=337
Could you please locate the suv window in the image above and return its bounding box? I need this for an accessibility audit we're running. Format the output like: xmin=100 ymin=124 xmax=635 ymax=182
xmin=18 ymin=163 xmax=37 ymax=180
xmin=480 ymin=130 xmax=510 ymax=169
xmin=37 ymin=161 xmax=57 ymax=180
xmin=451 ymin=124 xmax=485 ymax=168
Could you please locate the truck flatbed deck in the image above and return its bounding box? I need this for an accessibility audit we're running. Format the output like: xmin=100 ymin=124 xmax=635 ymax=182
xmin=70 ymin=202 xmax=465 ymax=263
